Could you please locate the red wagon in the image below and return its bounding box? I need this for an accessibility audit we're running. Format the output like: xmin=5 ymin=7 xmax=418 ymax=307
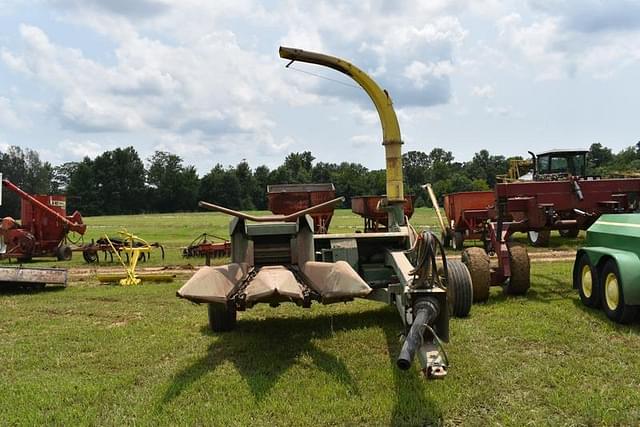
xmin=443 ymin=191 xmax=493 ymax=249
xmin=267 ymin=183 xmax=337 ymax=233
xmin=351 ymin=195 xmax=416 ymax=232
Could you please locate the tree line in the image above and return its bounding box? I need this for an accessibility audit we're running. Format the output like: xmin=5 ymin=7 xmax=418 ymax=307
xmin=0 ymin=142 xmax=639 ymax=218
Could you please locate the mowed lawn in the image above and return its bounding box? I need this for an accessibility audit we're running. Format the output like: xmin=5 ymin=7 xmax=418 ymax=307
xmin=2 ymin=208 xmax=634 ymax=425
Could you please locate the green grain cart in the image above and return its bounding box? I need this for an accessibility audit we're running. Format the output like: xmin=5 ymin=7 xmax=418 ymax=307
xmin=574 ymin=214 xmax=640 ymax=323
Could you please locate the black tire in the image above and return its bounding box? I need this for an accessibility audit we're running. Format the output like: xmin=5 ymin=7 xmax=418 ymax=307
xmin=55 ymin=245 xmax=72 ymax=261
xmin=208 ymin=303 xmax=237 ymax=332
xmin=83 ymin=250 xmax=98 ymax=263
xmin=504 ymin=245 xmax=530 ymax=295
xmin=461 ymin=247 xmax=491 ymax=302
xmin=527 ymin=230 xmax=550 ymax=247
xmin=600 ymin=259 xmax=638 ymax=324
xmin=452 ymin=231 xmax=464 ymax=251
xmin=446 ymin=260 xmax=473 ymax=317
xmin=559 ymin=228 xmax=579 ymax=238
xmin=573 ymin=252 xmax=599 ymax=308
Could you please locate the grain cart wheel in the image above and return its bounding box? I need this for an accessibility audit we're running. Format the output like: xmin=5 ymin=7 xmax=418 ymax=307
xmin=55 ymin=245 xmax=72 ymax=261
xmin=573 ymin=253 xmax=599 ymax=308
xmin=208 ymin=303 xmax=237 ymax=332
xmin=461 ymin=247 xmax=491 ymax=302
xmin=600 ymin=259 xmax=638 ymax=324
xmin=527 ymin=230 xmax=550 ymax=247
xmin=504 ymin=245 xmax=530 ymax=295
xmin=452 ymin=231 xmax=464 ymax=251
xmin=559 ymin=228 xmax=579 ymax=238
xmin=446 ymin=260 xmax=473 ymax=317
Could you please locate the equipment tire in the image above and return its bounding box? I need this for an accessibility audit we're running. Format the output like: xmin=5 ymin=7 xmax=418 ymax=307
xmin=56 ymin=245 xmax=72 ymax=261
xmin=83 ymin=249 xmax=98 ymax=263
xmin=504 ymin=245 xmax=530 ymax=295
xmin=559 ymin=228 xmax=579 ymax=238
xmin=446 ymin=260 xmax=473 ymax=317
xmin=573 ymin=252 xmax=599 ymax=308
xmin=452 ymin=231 xmax=464 ymax=251
xmin=600 ymin=259 xmax=637 ymax=324
xmin=461 ymin=247 xmax=491 ymax=302
xmin=208 ymin=303 xmax=237 ymax=332
xmin=527 ymin=230 xmax=550 ymax=247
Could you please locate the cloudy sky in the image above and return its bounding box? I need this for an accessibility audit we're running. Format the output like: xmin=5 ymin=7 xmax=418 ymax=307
xmin=1 ymin=0 xmax=639 ymax=173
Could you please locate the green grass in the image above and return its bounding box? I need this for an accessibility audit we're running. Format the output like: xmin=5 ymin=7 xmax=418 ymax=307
xmin=0 ymin=209 xmax=614 ymax=425
xmin=2 ymin=261 xmax=640 ymax=425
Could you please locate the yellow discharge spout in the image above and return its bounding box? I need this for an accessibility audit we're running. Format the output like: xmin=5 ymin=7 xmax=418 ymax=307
xmin=279 ymin=46 xmax=404 ymax=202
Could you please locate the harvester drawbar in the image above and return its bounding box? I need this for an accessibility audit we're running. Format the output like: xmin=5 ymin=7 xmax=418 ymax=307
xmin=177 ymin=46 xmax=476 ymax=378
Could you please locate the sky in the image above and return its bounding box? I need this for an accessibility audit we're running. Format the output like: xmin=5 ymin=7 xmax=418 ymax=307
xmin=0 ymin=0 xmax=639 ymax=174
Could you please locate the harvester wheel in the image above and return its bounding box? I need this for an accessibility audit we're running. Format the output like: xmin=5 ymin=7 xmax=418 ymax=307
xmin=600 ymin=259 xmax=638 ymax=324
xmin=55 ymin=245 xmax=72 ymax=261
xmin=446 ymin=260 xmax=473 ymax=317
xmin=452 ymin=231 xmax=464 ymax=251
xmin=208 ymin=303 xmax=237 ymax=332
xmin=504 ymin=245 xmax=530 ymax=295
xmin=527 ymin=230 xmax=550 ymax=247
xmin=573 ymin=253 xmax=599 ymax=308
xmin=461 ymin=247 xmax=491 ymax=302
xmin=559 ymin=228 xmax=579 ymax=238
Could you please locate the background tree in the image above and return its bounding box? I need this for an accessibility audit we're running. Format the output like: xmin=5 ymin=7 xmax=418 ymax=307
xmin=0 ymin=146 xmax=54 ymax=217
xmin=147 ymin=151 xmax=200 ymax=212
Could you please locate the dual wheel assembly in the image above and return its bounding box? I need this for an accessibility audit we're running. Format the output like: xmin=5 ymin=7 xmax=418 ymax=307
xmin=459 ymin=245 xmax=531 ymax=303
xmin=574 ymin=253 xmax=637 ymax=324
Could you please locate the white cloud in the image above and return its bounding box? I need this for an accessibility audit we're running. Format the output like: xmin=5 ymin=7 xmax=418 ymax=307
xmin=58 ymin=139 xmax=109 ymax=159
xmin=0 ymin=96 xmax=25 ymax=128
xmin=472 ymin=84 xmax=495 ymax=98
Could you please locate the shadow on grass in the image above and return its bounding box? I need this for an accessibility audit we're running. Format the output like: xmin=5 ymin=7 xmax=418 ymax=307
xmin=0 ymin=284 xmax=66 ymax=295
xmin=163 ymin=306 xmax=442 ymax=425
xmin=571 ymin=298 xmax=640 ymax=331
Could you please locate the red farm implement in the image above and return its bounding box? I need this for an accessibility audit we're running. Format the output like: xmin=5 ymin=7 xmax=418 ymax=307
xmin=267 ymin=183 xmax=337 ymax=233
xmin=0 ymin=179 xmax=86 ymax=262
xmin=351 ymin=195 xmax=416 ymax=232
xmin=182 ymin=233 xmax=230 ymax=265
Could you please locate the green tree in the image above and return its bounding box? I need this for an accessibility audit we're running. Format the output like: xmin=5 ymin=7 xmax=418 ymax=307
xmin=147 ymin=151 xmax=200 ymax=212
xmin=0 ymin=146 xmax=54 ymax=217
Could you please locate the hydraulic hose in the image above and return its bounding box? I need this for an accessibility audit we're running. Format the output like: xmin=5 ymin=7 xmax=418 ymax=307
xmin=397 ymin=297 xmax=440 ymax=370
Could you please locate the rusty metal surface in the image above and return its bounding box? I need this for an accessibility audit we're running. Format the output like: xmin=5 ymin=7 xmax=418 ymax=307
xmin=267 ymin=183 xmax=337 ymax=233
xmin=351 ymin=195 xmax=416 ymax=231
xmin=0 ymin=266 xmax=67 ymax=285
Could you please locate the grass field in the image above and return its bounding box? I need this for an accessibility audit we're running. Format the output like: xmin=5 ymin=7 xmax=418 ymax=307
xmin=3 ymin=209 xmax=636 ymax=426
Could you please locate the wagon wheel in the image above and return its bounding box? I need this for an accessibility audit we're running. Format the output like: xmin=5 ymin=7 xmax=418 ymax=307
xmin=600 ymin=259 xmax=638 ymax=324
xmin=504 ymin=245 xmax=530 ymax=295
xmin=559 ymin=228 xmax=579 ymax=238
xmin=461 ymin=247 xmax=491 ymax=302
xmin=527 ymin=230 xmax=550 ymax=247
xmin=573 ymin=252 xmax=598 ymax=308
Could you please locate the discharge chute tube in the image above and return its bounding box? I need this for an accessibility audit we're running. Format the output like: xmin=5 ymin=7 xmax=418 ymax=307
xmin=279 ymin=46 xmax=404 ymax=202
xmin=397 ymin=298 xmax=440 ymax=370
